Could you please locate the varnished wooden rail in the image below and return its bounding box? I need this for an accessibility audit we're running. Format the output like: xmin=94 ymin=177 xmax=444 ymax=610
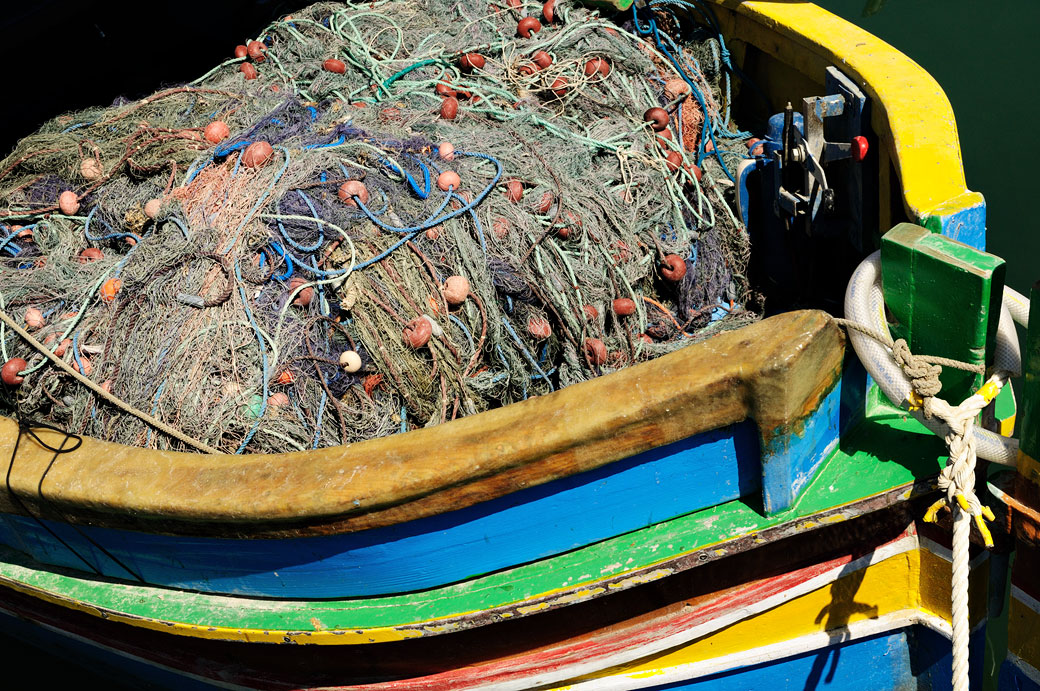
xmin=0 ymin=310 xmax=843 ymax=537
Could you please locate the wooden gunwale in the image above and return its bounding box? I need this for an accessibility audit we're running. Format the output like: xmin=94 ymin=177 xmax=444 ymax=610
xmin=0 ymin=422 xmax=949 ymax=643
xmin=0 ymin=310 xmax=842 ymax=537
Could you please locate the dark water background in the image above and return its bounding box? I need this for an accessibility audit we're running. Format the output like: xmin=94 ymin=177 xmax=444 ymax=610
xmin=0 ymin=0 xmax=1035 ymax=686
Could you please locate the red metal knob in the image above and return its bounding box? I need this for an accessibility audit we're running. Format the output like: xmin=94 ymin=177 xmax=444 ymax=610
xmin=851 ymin=135 xmax=869 ymax=162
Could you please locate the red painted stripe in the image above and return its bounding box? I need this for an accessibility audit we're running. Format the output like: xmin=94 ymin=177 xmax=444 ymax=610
xmin=315 ymin=531 xmax=914 ymax=690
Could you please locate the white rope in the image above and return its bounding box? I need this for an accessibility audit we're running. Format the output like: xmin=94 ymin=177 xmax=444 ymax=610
xmin=835 ymin=318 xmax=1004 ymax=691
xmin=920 ymin=372 xmax=1004 ymax=691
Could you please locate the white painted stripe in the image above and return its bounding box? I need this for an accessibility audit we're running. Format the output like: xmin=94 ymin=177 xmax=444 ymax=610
xmin=550 ymin=610 xmax=950 ymax=691
xmin=1012 ymin=585 xmax=1040 ymax=616
xmin=0 ymin=604 xmax=253 ymax=691
xmin=476 ymin=535 xmax=920 ymax=691
xmin=1006 ymin=653 xmax=1040 ymax=685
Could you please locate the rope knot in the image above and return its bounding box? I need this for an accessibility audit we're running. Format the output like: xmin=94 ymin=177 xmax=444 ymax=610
xmin=891 ymin=338 xmax=943 ymax=402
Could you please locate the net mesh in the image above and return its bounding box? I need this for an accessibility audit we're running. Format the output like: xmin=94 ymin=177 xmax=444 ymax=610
xmin=0 ymin=0 xmax=758 ymax=454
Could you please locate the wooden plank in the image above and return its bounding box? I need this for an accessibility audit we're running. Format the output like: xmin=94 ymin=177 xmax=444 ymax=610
xmin=0 ymin=407 xmax=950 ymax=637
xmin=881 ymin=223 xmax=1005 ymax=403
xmin=0 ymin=310 xmax=843 ymax=537
xmin=0 ymin=418 xmax=764 ymax=598
xmin=0 ymin=533 xmax=989 ymax=691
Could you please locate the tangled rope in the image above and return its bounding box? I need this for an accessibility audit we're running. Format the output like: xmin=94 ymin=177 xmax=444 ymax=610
xmin=0 ymin=0 xmax=761 ymax=454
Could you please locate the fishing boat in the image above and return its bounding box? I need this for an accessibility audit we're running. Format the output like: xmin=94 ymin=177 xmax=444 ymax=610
xmin=0 ymin=1 xmax=1034 ymax=689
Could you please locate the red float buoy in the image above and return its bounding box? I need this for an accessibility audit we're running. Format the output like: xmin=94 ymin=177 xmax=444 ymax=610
xmin=58 ymin=190 xmax=80 ymax=215
xmin=100 ymin=278 xmax=122 ymax=302
xmin=551 ymin=78 xmax=568 ymax=97
xmin=290 ymin=277 xmax=313 ymax=307
xmin=1 ymin=358 xmax=28 ymax=386
xmin=542 ymin=0 xmax=556 ymax=23
xmin=403 ymin=318 xmax=433 ymax=349
xmin=643 ymin=107 xmax=669 ymax=132
xmin=517 ymin=17 xmax=542 ymax=38
xmin=584 ymin=58 xmax=609 ymax=77
xmin=612 ymin=298 xmax=636 ymax=316
xmin=504 ymin=178 xmax=524 ymax=203
xmin=493 ymin=217 xmax=510 ymax=239
xmin=437 ymin=171 xmax=461 ymax=192
xmin=660 ymin=254 xmax=687 ymax=281
xmin=241 ymin=141 xmax=274 ymax=167
xmin=234 ymin=45 xmax=248 ymax=59
xmin=443 ymin=275 xmax=470 ymax=306
xmin=440 ymin=96 xmax=459 ymax=120
xmin=78 ymin=247 xmax=103 ymax=264
xmin=536 ymin=191 xmax=554 ymax=214
xmin=240 ymin=62 xmax=258 ymax=80
xmin=338 ymin=181 xmax=370 ymax=208
xmin=323 ymin=58 xmax=346 ymax=74
xmin=246 ymin=40 xmax=266 ymax=63
xmin=528 ymin=317 xmax=552 ymax=340
xmin=204 ymin=120 xmax=230 ymax=144
xmin=583 ymin=338 xmax=607 ymax=365
xmin=532 ymin=50 xmax=552 ymax=69
xmin=460 ymin=53 xmax=485 ymax=71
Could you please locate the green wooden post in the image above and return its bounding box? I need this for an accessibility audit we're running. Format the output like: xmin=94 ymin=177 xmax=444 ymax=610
xmin=1018 ymin=281 xmax=1040 ymax=480
xmin=881 ymin=223 xmax=1006 ymax=404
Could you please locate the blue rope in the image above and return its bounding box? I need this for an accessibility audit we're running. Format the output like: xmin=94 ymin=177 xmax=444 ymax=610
xmin=83 ymin=206 xmax=142 ymax=245
xmin=449 ymin=314 xmax=474 ymax=351
xmin=632 ymin=3 xmax=739 ymax=182
xmin=501 ymin=317 xmax=554 ymax=392
xmin=144 ymin=380 xmax=168 ymax=448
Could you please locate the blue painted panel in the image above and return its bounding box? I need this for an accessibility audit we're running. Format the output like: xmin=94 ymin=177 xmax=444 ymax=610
xmin=0 ymin=420 xmax=761 ymax=598
xmin=928 ymin=201 xmax=987 ymax=251
xmin=654 ymin=625 xmax=985 ymax=691
xmin=1000 ymin=660 xmax=1040 ymax=691
xmin=761 ymin=378 xmax=842 ymax=515
xmin=662 ymin=630 xmax=915 ymax=690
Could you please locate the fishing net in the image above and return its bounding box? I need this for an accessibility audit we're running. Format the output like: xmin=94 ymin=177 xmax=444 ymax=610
xmin=0 ymin=0 xmax=758 ymax=454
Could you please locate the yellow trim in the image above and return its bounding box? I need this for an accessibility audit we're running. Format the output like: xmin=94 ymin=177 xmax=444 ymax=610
xmin=1009 ymin=592 xmax=1040 ymax=667
xmin=1018 ymin=450 xmax=1040 ymax=486
xmin=1000 ymin=414 xmax=1016 ymax=438
xmin=710 ymin=0 xmax=978 ymax=224
xmin=555 ymin=546 xmax=986 ymax=688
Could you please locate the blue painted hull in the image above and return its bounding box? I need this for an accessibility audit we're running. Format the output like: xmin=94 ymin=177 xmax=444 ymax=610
xmin=666 ymin=628 xmax=984 ymax=691
xmin=0 ymin=378 xmax=845 ymax=599
xmin=0 ymin=419 xmax=761 ymax=598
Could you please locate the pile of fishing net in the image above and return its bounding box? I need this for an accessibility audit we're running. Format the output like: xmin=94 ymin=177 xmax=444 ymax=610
xmin=0 ymin=0 xmax=758 ymax=454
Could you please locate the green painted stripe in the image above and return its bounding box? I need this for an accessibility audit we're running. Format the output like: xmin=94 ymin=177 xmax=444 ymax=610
xmin=0 ymin=407 xmax=946 ymax=634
